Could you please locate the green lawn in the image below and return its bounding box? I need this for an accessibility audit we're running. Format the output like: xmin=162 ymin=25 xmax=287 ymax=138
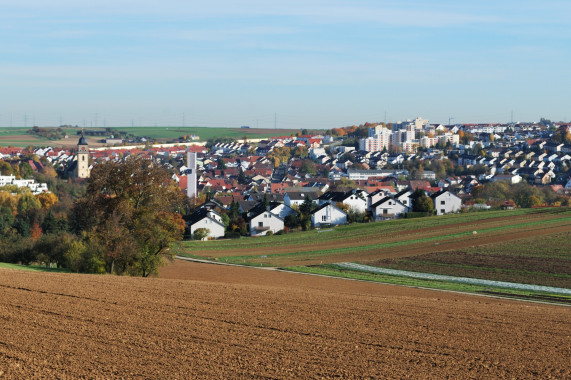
xmin=0 ymin=262 xmax=71 ymax=273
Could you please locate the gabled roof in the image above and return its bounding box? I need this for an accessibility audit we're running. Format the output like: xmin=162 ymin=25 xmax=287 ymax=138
xmin=318 ymin=191 xmax=347 ymax=203
xmin=187 ymin=208 xmax=225 ymax=228
xmin=394 ymin=189 xmax=411 ymax=198
xmin=430 ymin=190 xmax=462 ymax=200
xmin=370 ymin=196 xmax=406 ymax=209
xmin=247 ymin=206 xmax=285 ymax=222
xmin=311 ymin=202 xmax=346 ymax=215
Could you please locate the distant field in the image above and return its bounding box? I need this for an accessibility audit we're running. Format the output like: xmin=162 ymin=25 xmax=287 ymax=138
xmin=0 ymin=126 xmax=303 ymax=147
xmin=0 ymin=128 xmax=45 ymax=147
xmin=112 ymin=126 xmax=301 ymax=141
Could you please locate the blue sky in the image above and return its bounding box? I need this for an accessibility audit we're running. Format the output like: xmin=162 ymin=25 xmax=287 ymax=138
xmin=1 ymin=1 xmax=570 ymax=129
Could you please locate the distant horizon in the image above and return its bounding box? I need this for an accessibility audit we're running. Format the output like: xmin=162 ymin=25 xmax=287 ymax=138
xmin=1 ymin=116 xmax=567 ymax=131
xmin=2 ymin=2 xmax=570 ymax=129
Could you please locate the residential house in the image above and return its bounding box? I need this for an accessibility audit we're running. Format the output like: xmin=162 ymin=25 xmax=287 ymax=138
xmin=394 ymin=189 xmax=413 ymax=208
xmin=370 ymin=197 xmax=408 ymax=221
xmin=248 ymin=208 xmax=284 ymax=236
xmin=284 ymin=189 xmax=321 ymax=207
xmin=431 ymin=190 xmax=462 ymax=215
xmin=188 ymin=208 xmax=226 ymax=240
xmin=318 ymin=189 xmax=368 ymax=213
xmin=311 ymin=203 xmax=347 ymax=228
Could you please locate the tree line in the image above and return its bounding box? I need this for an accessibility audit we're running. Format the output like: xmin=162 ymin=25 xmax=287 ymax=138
xmin=1 ymin=156 xmax=185 ymax=276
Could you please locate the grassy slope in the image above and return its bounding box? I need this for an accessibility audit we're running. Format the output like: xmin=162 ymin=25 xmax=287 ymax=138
xmin=0 ymin=262 xmax=71 ymax=273
xmin=178 ymin=208 xmax=571 ymax=297
xmin=179 ymin=209 xmax=571 ymax=264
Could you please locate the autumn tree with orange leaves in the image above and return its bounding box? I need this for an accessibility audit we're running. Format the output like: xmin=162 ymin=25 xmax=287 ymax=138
xmin=71 ymin=156 xmax=185 ymax=276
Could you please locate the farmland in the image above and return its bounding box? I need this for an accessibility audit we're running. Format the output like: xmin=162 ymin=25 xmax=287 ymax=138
xmin=1 ymin=264 xmax=570 ymax=378
xmin=178 ymin=208 xmax=571 ymax=267
xmin=0 ymin=126 xmax=302 ymax=147
xmin=177 ymin=208 xmax=571 ymax=300
xmin=111 ymin=126 xmax=300 ymax=141
xmin=0 ymin=128 xmax=44 ymax=147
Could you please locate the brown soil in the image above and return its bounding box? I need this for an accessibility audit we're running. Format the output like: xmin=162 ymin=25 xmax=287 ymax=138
xmin=1 ymin=262 xmax=570 ymax=379
xmin=372 ymin=251 xmax=571 ymax=288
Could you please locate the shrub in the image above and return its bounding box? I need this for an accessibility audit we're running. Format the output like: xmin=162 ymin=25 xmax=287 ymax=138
xmin=193 ymin=228 xmax=210 ymax=241
xmin=224 ymin=231 xmax=241 ymax=239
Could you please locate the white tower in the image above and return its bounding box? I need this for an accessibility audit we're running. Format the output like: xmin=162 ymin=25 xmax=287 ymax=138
xmin=186 ymin=151 xmax=197 ymax=198
xmin=76 ymin=134 xmax=90 ymax=179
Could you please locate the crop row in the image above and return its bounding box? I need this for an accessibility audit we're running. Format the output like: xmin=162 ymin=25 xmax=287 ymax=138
xmin=182 ymin=208 xmax=563 ymax=252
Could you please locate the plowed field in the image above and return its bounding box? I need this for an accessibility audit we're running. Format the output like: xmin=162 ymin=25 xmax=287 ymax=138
xmin=1 ymin=261 xmax=570 ymax=379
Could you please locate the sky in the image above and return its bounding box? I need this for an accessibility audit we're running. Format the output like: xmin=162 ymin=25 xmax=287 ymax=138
xmin=1 ymin=1 xmax=570 ymax=129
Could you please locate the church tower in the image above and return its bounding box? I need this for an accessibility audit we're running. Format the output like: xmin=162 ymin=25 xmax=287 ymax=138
xmin=75 ymin=134 xmax=90 ymax=178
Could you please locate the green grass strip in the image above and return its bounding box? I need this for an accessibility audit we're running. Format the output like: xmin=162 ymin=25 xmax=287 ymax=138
xmin=0 ymin=262 xmax=72 ymax=273
xmin=283 ymin=265 xmax=571 ymax=304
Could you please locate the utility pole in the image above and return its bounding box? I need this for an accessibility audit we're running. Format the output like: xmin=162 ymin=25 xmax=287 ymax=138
xmin=448 ymin=117 xmax=455 ymax=126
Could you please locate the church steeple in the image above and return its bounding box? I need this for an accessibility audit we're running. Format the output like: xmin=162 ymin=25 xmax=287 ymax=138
xmin=75 ymin=133 xmax=90 ymax=178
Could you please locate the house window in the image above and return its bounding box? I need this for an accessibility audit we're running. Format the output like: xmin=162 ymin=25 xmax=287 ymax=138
xmin=258 ymin=222 xmax=263 ymax=227
xmin=383 ymin=209 xmax=388 ymax=214
xmin=440 ymin=201 xmax=445 ymax=205
xmin=322 ymin=215 xmax=327 ymax=222
xmin=441 ymin=209 xmax=445 ymax=214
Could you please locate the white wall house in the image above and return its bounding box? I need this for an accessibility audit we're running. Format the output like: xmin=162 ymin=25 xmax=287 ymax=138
xmin=268 ymin=203 xmax=298 ymax=220
xmin=341 ymin=189 xmax=368 ymax=213
xmin=1 ymin=175 xmax=49 ymax=195
xmin=319 ymin=189 xmax=368 ymax=213
xmin=431 ymin=190 xmax=462 ymax=216
xmin=367 ymin=189 xmax=389 ymax=211
xmin=395 ymin=190 xmax=412 ymax=208
xmin=370 ymin=197 xmax=408 ymax=221
xmin=188 ymin=209 xmax=226 ymax=240
xmin=311 ymin=203 xmax=347 ymax=228
xmin=284 ymin=191 xmax=320 ymax=207
xmin=249 ymin=210 xmax=284 ymax=237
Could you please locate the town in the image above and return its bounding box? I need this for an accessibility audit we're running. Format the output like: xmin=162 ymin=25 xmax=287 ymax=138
xmin=1 ymin=117 xmax=570 ymax=241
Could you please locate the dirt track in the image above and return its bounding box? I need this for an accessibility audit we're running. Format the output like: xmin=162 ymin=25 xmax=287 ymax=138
xmin=1 ymin=262 xmax=569 ymax=379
